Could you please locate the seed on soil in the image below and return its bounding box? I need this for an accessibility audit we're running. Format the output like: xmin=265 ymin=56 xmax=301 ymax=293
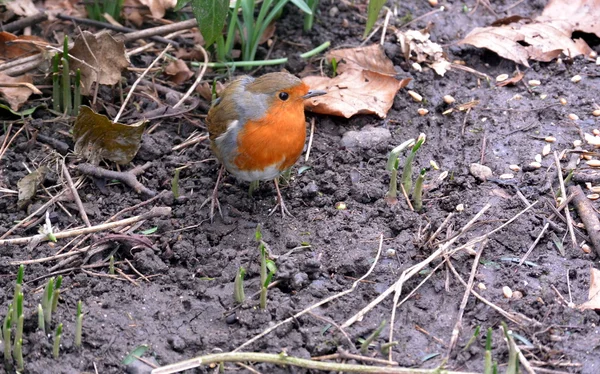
xmin=582 ymin=243 xmax=592 ymax=254
xmin=583 ymin=154 xmax=593 ymax=160
xmin=545 ymin=136 xmax=556 ymax=143
xmin=386 ymin=248 xmax=396 ymax=257
xmin=529 ymin=161 xmax=542 ymax=169
xmin=569 ymin=113 xmax=579 ymax=121
xmin=586 ymin=160 xmax=600 ymax=167
xmin=456 ymin=203 xmax=464 ymax=212
xmin=499 ymin=173 xmax=514 ymax=179
xmin=512 ymin=290 xmax=523 ymax=300
xmin=502 ymin=286 xmax=513 ymax=299
xmin=443 ymin=95 xmax=455 ymax=104
xmin=417 ymin=108 xmax=429 ymax=116
xmin=560 ymin=98 xmax=567 ymax=105
xmin=438 ymin=170 xmax=448 ymax=180
xmin=428 ymin=0 xmax=438 ymax=6
xmin=528 ymin=79 xmax=541 ymax=86
xmin=335 ymin=202 xmax=347 ymax=210
xmin=342 ymin=19 xmax=349 ymax=28
xmin=584 ymin=133 xmax=600 ymax=146
xmin=571 ymin=75 xmax=582 ymax=83
xmin=478 ymin=283 xmax=486 ymax=290
xmin=542 ymin=144 xmax=551 ymax=156
xmin=412 ymin=63 xmax=422 ymax=72
xmin=595 ymin=129 xmax=600 ymax=136
xmin=509 ymin=164 xmax=520 ymax=172
xmin=574 ymin=139 xmax=583 ymax=147
xmin=442 ymin=108 xmax=453 ymax=115
xmin=587 ymin=194 xmax=599 ymax=200
xmin=535 ymin=154 xmax=542 ymax=163
xmin=408 ymin=90 xmax=423 ymax=102
xmin=496 ymin=74 xmax=509 ymax=82
xmin=593 ymin=110 xmax=600 ymax=117
xmin=430 ymin=160 xmax=439 ymax=170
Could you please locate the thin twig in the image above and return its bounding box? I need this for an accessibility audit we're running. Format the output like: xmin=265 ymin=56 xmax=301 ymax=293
xmin=518 ymin=222 xmax=550 ymax=266
xmin=174 ymin=45 xmax=208 ymax=109
xmin=62 ymin=162 xmax=91 ymax=227
xmin=554 ymin=152 xmax=577 ymax=250
xmin=304 ymin=117 xmax=316 ymax=162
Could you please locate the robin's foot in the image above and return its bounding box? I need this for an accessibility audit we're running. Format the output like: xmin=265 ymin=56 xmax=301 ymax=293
xmin=268 ymin=178 xmax=293 ymax=217
xmin=200 ymin=165 xmax=225 ymax=222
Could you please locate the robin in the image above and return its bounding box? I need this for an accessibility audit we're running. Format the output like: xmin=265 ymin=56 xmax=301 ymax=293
xmin=205 ymin=72 xmax=326 ymax=219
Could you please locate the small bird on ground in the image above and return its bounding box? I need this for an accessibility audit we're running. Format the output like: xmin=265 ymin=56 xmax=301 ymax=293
xmin=204 ymin=72 xmax=326 ymax=220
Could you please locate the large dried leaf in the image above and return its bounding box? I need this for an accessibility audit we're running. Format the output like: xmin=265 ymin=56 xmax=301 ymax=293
xmin=0 ymin=73 xmax=37 ymax=111
xmin=579 ymin=267 xmax=600 ymax=310
xmin=17 ymin=166 xmax=49 ymax=210
xmin=70 ymin=32 xmax=130 ymax=95
xmin=459 ymin=0 xmax=598 ymax=67
xmin=304 ymin=69 xmax=409 ymax=119
xmin=73 ymin=106 xmax=147 ymax=165
xmin=540 ymin=0 xmax=600 ymax=37
xmin=328 ymin=44 xmax=396 ymax=76
xmin=139 ymin=0 xmax=177 ymax=18
xmin=396 ymin=28 xmax=451 ymax=76
xmin=0 ymin=32 xmax=45 ymax=60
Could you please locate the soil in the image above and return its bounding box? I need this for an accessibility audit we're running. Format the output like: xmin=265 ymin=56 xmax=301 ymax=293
xmin=1 ymin=0 xmax=600 ymax=373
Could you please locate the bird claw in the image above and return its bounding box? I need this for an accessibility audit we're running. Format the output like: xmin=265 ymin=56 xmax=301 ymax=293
xmin=269 ymin=177 xmax=294 ymax=218
xmin=201 ymin=164 xmax=225 ymax=223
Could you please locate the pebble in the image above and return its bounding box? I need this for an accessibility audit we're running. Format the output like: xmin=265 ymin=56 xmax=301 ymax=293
xmin=291 ymin=272 xmax=309 ymax=290
xmin=512 ymin=290 xmax=523 ymax=300
xmin=225 ymin=313 xmax=238 ymax=324
xmin=340 ymin=126 xmax=391 ymax=149
xmin=167 ymin=335 xmax=186 ymax=352
xmin=470 ymin=163 xmax=492 ymax=181
xmin=329 ymin=7 xmax=339 ymax=17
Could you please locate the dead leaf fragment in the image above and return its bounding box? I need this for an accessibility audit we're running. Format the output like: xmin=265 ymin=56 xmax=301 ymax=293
xmin=138 ymin=0 xmax=177 ymax=19
xmin=5 ymin=0 xmax=39 ymax=16
xmin=328 ymin=44 xmax=396 ymax=76
xmin=496 ymin=71 xmax=525 ymax=87
xmin=70 ymin=32 xmax=130 ymax=95
xmin=164 ymin=59 xmax=194 ymax=85
xmin=540 ymin=0 xmax=600 ymax=37
xmin=579 ymin=267 xmax=600 ymax=310
xmin=0 ymin=73 xmax=36 ymax=111
xmin=396 ymin=28 xmax=451 ymax=76
xmin=0 ymin=32 xmax=45 ymax=60
xmin=17 ymin=166 xmax=49 ymax=210
xmin=73 ymin=106 xmax=147 ymax=165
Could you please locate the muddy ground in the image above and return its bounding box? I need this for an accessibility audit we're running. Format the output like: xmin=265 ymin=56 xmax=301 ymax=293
xmin=1 ymin=0 xmax=600 ymax=373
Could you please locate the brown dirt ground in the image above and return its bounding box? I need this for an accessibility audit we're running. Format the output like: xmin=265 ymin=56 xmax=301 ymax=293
xmin=1 ymin=0 xmax=600 ymax=373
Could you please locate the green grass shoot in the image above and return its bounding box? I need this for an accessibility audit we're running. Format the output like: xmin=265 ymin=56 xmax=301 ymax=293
xmin=412 ymin=168 xmax=426 ymax=211
xmin=360 ymin=320 xmax=386 ymax=354
xmin=484 ymin=327 xmax=493 ymax=374
xmin=364 ymin=0 xmax=386 ymax=38
xmin=234 ymin=267 xmax=246 ymax=304
xmin=304 ymin=0 xmax=319 ymax=31
xmin=75 ymin=300 xmax=83 ymax=348
xmin=385 ymin=139 xmax=415 ymax=203
xmin=51 ymin=275 xmax=62 ymax=313
xmin=463 ymin=325 xmax=481 ymax=352
xmin=109 ymin=255 xmax=115 ymax=275
xmin=14 ymin=338 xmax=23 ymax=372
xmin=3 ymin=305 xmax=12 ymax=363
xmin=401 ymin=133 xmax=426 ymax=195
xmin=13 ymin=293 xmax=23 ymax=352
xmin=73 ymin=68 xmax=81 ymax=116
xmin=38 ymin=304 xmax=45 ymax=333
xmin=52 ymin=54 xmax=60 ymax=112
xmin=53 ymin=323 xmax=63 ymax=359
xmin=330 ymin=57 xmax=338 ymax=77
xmin=12 ymin=264 xmax=23 ymax=327
xmin=171 ymin=168 xmax=181 ymax=199
xmin=85 ymin=0 xmax=124 ymax=22
xmin=501 ymin=322 xmax=519 ymax=374
xmin=42 ymin=277 xmax=55 ymax=332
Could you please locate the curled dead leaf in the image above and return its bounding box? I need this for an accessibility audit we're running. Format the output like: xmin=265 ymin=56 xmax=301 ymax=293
xmin=396 ymin=28 xmax=451 ymax=76
xmin=540 ymin=0 xmax=600 ymax=37
xmin=0 ymin=32 xmax=45 ymax=60
xmin=496 ymin=71 xmax=525 ymax=87
xmin=73 ymin=106 xmax=147 ymax=165
xmin=17 ymin=166 xmax=49 ymax=210
xmin=164 ymin=59 xmax=194 ymax=85
xmin=0 ymin=73 xmax=37 ymax=111
xmin=70 ymin=31 xmax=130 ymax=95
xmin=579 ymin=267 xmax=600 ymax=310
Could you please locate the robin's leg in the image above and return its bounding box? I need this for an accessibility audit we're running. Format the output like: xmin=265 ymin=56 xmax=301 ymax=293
xmin=200 ymin=164 xmax=225 ymax=222
xmin=269 ymin=177 xmax=293 ymax=217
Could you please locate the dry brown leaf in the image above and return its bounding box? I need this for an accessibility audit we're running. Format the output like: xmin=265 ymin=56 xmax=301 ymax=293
xmin=164 ymin=59 xmax=194 ymax=85
xmin=138 ymin=0 xmax=177 ymax=19
xmin=44 ymin=0 xmax=85 ymax=18
xmin=327 ymin=44 xmax=396 ymax=76
xmin=17 ymin=166 xmax=49 ymax=210
xmin=70 ymin=31 xmax=130 ymax=96
xmin=73 ymin=106 xmax=147 ymax=165
xmin=0 ymin=32 xmax=45 ymax=60
xmin=196 ymin=81 xmax=224 ymax=102
xmin=540 ymin=0 xmax=600 ymax=37
xmin=5 ymin=0 xmax=39 ymax=16
xmin=0 ymin=73 xmax=36 ymax=111
xmin=579 ymin=267 xmax=600 ymax=310
xmin=396 ymin=28 xmax=451 ymax=76
xmin=303 ymin=70 xmax=410 ymax=119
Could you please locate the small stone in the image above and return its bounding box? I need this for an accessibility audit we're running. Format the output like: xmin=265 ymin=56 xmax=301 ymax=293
xmin=528 ymin=79 xmax=541 ymax=86
xmin=340 ymin=126 xmax=391 ymax=149
xmin=509 ymin=164 xmax=520 ymax=172
xmin=512 ymin=290 xmax=523 ymax=300
xmin=574 ymin=139 xmax=583 ymax=147
xmin=302 ymin=181 xmax=319 ymax=197
xmin=342 ymin=19 xmax=349 ymax=28
xmin=167 ymin=335 xmax=186 ymax=352
xmin=291 ymin=272 xmax=309 ymax=290
xmin=225 ymin=313 xmax=238 ymax=324
xmin=496 ymin=74 xmax=509 ymax=82
xmin=417 ymin=108 xmax=429 ymax=116
xmin=503 ymin=286 xmax=513 ymax=299
xmin=478 ymin=282 xmax=486 ymax=290
xmin=540 ymin=94 xmax=548 ymax=99
xmin=568 ymin=113 xmax=579 ymax=121
xmin=456 ymin=203 xmax=464 ymax=212
xmin=470 ymin=163 xmax=493 ymax=181
xmin=499 ymin=173 xmax=514 ymax=179
xmin=571 ymin=74 xmax=582 ymax=83
xmin=386 ymin=248 xmax=396 ymax=257
xmin=443 ymin=95 xmax=455 ymax=104
xmin=329 ymin=6 xmax=339 ymax=17
xmin=408 ymin=90 xmax=423 ymax=102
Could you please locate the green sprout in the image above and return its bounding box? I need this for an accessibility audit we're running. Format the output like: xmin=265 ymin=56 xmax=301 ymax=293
xmin=13 ymin=293 xmax=23 ymax=352
xmin=42 ymin=277 xmax=55 ymax=332
xmin=51 ymin=275 xmax=62 ymax=313
xmin=330 ymin=57 xmax=338 ymax=78
xmin=172 ymin=168 xmax=181 ymax=199
xmin=401 ymin=133 xmax=426 ymax=195
xmin=501 ymin=322 xmax=519 ymax=374
xmin=259 ymin=244 xmax=277 ymax=310
xmin=75 ymin=301 xmax=83 ymax=348
xmin=412 ymin=168 xmax=426 ymax=212
xmin=234 ymin=267 xmax=246 ymax=304
xmin=12 ymin=264 xmax=24 ymax=327
xmin=14 ymin=338 xmax=23 ymax=372
xmin=3 ymin=305 xmax=12 ymax=364
xmin=109 ymin=255 xmax=115 ymax=275
xmin=380 ymin=341 xmax=398 ymax=356
xmin=53 ymin=323 xmax=63 ymax=359
xmin=463 ymin=325 xmax=481 ymax=352
xmin=364 ymin=0 xmax=386 ymax=37
xmin=303 ymin=0 xmax=319 ymax=31
xmin=73 ymin=68 xmax=81 ymax=116
xmin=52 ymin=54 xmax=61 ymax=112
xmin=385 ymin=138 xmax=415 ymax=204
xmin=38 ymin=304 xmax=45 ymax=333
xmin=484 ymin=327 xmax=494 ymax=374
xmin=360 ymin=320 xmax=386 ymax=354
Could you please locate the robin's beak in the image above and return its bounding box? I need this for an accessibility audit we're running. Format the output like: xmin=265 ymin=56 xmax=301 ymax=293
xmin=303 ymin=90 xmax=327 ymax=99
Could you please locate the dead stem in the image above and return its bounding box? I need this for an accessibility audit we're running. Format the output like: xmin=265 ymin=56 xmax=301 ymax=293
xmin=553 ymin=152 xmax=578 ymax=250
xmin=62 ymin=162 xmax=91 ymax=227
xmin=568 ymin=185 xmax=600 ymax=256
xmin=77 ymin=162 xmax=156 ymax=196
xmin=174 ymin=44 xmax=208 ymax=109
xmin=304 ymin=117 xmax=316 ymax=162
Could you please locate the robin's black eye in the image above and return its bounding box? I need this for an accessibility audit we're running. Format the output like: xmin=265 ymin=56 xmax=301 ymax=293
xmin=278 ymin=92 xmax=289 ymax=101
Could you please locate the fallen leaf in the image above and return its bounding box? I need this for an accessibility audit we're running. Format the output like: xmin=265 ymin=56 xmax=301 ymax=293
xmin=5 ymin=0 xmax=39 ymax=16
xmin=44 ymin=0 xmax=85 ymax=18
xmin=195 ymin=81 xmax=224 ymax=102
xmin=73 ymin=106 xmax=147 ymax=165
xmin=328 ymin=44 xmax=396 ymax=75
xmin=396 ymin=28 xmax=451 ymax=76
xmin=17 ymin=166 xmax=49 ymax=210
xmin=164 ymin=59 xmax=194 ymax=85
xmin=496 ymin=71 xmax=525 ymax=87
xmin=303 ymin=70 xmax=410 ymax=118
xmin=0 ymin=73 xmax=36 ymax=111
xmin=579 ymin=267 xmax=600 ymax=310
xmin=540 ymin=0 xmax=600 ymax=37
xmin=138 ymin=0 xmax=177 ymax=19
xmin=0 ymin=32 xmax=45 ymax=60
xmin=69 ymin=31 xmax=130 ymax=95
